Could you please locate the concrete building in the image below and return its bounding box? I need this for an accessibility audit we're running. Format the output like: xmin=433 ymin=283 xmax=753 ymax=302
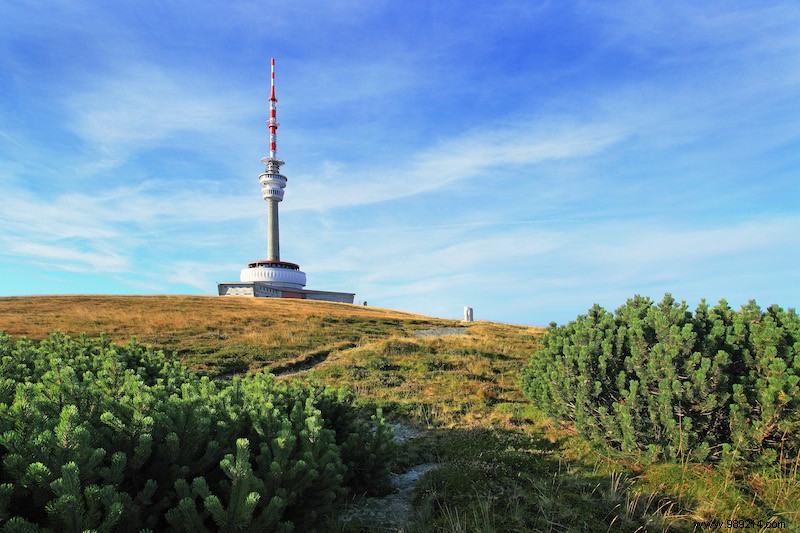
xmin=218 ymin=59 xmax=355 ymax=304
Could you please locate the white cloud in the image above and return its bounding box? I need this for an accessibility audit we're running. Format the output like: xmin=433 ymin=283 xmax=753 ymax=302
xmin=64 ymin=63 xmax=255 ymax=161
xmin=588 ymin=217 xmax=799 ymax=268
xmin=290 ymin=211 xmax=800 ymax=323
xmin=587 ymin=2 xmax=800 ymax=59
xmin=162 ymin=260 xmax=246 ymax=292
xmin=287 ymin=118 xmax=626 ymax=211
xmin=4 ymin=240 xmax=128 ymax=273
xmin=0 ymin=181 xmax=263 ymax=277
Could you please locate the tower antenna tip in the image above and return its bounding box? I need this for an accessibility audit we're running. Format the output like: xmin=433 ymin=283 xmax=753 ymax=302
xmin=270 ymin=58 xmax=276 ymax=99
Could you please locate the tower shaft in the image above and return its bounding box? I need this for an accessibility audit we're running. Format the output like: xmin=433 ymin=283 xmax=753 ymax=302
xmin=267 ymin=198 xmax=279 ymax=261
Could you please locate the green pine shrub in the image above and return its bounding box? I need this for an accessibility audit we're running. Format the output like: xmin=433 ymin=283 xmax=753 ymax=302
xmin=0 ymin=332 xmax=394 ymax=532
xmin=521 ymin=295 xmax=800 ymax=463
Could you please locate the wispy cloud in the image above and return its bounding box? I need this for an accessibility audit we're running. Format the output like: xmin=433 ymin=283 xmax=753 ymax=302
xmin=288 ymin=118 xmax=626 ymax=211
xmin=588 ymin=1 xmax=800 ymax=58
xmin=0 ymin=181 xmax=262 ymax=276
xmin=585 ymin=216 xmax=800 ymax=269
xmin=289 ymin=211 xmax=800 ymax=323
xmin=63 ymin=63 xmax=256 ymax=170
xmin=0 ymin=131 xmax=26 ymax=149
xmin=3 ymin=240 xmax=128 ymax=273
xmin=161 ymin=260 xmax=246 ymax=292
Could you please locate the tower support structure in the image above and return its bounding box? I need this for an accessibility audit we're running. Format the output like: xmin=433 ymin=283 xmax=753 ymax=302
xmin=240 ymin=57 xmax=305 ymax=289
xmin=217 ymin=58 xmax=353 ymax=304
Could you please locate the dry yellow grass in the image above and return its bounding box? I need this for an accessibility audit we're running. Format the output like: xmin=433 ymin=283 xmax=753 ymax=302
xmin=0 ymin=295 xmax=435 ymax=334
xmin=0 ymin=294 xmax=544 ymax=407
xmin=284 ymin=322 xmax=546 ymax=428
xmin=0 ymin=295 xmax=456 ymax=374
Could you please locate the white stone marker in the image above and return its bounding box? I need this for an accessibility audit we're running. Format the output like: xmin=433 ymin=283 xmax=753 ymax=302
xmin=463 ymin=306 xmax=474 ymax=323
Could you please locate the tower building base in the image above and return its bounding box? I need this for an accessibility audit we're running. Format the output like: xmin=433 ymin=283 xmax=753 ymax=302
xmin=217 ymin=60 xmax=354 ymax=305
xmin=217 ymin=282 xmax=354 ymax=303
xmin=218 ymin=259 xmax=354 ymax=303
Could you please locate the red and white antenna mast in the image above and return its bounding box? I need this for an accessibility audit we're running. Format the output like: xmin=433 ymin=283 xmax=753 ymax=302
xmin=268 ymin=58 xmax=279 ymax=159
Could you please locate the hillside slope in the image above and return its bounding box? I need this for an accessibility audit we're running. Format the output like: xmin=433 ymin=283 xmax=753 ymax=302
xmin=0 ymin=295 xmax=542 ymax=416
xmin=0 ymin=295 xmax=462 ymax=375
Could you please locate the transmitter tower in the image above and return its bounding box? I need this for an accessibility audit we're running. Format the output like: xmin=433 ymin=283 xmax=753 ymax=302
xmin=218 ymin=59 xmax=354 ymax=303
xmin=239 ymin=58 xmax=307 ymax=290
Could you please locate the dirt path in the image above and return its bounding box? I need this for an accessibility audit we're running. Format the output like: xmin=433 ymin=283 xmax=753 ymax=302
xmin=339 ymin=422 xmax=441 ymax=531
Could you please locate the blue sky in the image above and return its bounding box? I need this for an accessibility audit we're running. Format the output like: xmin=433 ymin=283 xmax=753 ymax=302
xmin=1 ymin=1 xmax=798 ymax=326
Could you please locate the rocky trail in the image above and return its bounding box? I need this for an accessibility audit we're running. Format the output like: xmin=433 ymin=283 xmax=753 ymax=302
xmin=339 ymin=422 xmax=442 ymax=531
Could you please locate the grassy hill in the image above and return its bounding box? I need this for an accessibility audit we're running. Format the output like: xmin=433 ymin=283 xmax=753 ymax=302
xmin=0 ymin=295 xmax=458 ymax=375
xmin=1 ymin=295 xmax=795 ymax=531
xmin=0 ymin=295 xmax=539 ymax=430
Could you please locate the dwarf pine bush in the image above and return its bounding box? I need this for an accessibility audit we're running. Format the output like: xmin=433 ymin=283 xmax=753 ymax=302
xmin=0 ymin=332 xmax=394 ymax=532
xmin=521 ymin=295 xmax=800 ymax=463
